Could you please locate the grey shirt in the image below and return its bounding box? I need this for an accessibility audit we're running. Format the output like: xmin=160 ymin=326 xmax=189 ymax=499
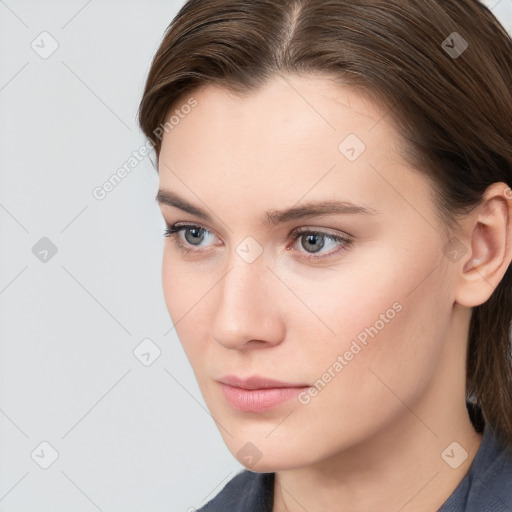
xmin=197 ymin=403 xmax=512 ymax=511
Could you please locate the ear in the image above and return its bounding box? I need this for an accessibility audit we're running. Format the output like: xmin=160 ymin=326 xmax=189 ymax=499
xmin=454 ymin=182 xmax=512 ymax=308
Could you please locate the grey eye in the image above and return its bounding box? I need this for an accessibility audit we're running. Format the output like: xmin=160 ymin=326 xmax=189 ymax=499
xmin=300 ymin=233 xmax=326 ymax=253
xmin=183 ymin=227 xmax=207 ymax=246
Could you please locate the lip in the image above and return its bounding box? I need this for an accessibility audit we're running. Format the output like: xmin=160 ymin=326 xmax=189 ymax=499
xmin=218 ymin=374 xmax=310 ymax=389
xmin=217 ymin=375 xmax=311 ymax=413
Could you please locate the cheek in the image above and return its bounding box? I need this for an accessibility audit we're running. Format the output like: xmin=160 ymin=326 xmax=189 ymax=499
xmin=296 ymin=242 xmax=452 ymax=425
xmin=161 ymin=249 xmax=225 ymax=371
xmin=161 ymin=251 xmax=205 ymax=358
xmin=162 ymin=230 xmax=451 ymax=390
xmin=161 ymin=247 xmax=207 ymax=315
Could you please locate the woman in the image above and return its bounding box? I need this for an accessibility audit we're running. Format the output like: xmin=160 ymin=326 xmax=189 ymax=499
xmin=138 ymin=0 xmax=512 ymax=510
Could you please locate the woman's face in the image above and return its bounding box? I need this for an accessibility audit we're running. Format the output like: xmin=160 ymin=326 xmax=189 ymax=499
xmin=157 ymin=73 xmax=458 ymax=471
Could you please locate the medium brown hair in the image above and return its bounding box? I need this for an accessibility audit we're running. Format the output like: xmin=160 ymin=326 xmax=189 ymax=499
xmin=138 ymin=0 xmax=512 ymax=449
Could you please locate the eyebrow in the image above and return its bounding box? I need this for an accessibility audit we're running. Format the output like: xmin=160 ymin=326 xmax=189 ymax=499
xmin=155 ymin=189 xmax=378 ymax=226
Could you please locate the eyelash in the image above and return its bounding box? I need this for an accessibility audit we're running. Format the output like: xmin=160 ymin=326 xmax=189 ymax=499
xmin=163 ymin=222 xmax=353 ymax=262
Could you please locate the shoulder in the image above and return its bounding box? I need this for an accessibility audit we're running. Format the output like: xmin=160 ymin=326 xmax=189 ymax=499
xmin=196 ymin=469 xmax=274 ymax=512
xmin=466 ymin=435 xmax=512 ymax=510
xmin=439 ymin=425 xmax=512 ymax=511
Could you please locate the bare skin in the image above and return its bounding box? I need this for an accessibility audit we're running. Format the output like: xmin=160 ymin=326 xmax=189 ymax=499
xmin=156 ymin=72 xmax=512 ymax=512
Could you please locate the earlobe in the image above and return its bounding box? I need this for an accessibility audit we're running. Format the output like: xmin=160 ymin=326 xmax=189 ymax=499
xmin=454 ymin=182 xmax=512 ymax=308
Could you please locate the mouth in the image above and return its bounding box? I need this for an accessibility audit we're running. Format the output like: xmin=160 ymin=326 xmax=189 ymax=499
xmin=217 ymin=375 xmax=311 ymax=413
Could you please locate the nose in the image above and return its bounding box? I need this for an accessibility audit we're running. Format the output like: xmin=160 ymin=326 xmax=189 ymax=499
xmin=210 ymin=254 xmax=285 ymax=350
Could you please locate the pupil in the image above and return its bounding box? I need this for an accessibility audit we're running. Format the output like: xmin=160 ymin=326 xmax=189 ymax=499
xmin=185 ymin=228 xmax=204 ymax=245
xmin=304 ymin=233 xmax=324 ymax=253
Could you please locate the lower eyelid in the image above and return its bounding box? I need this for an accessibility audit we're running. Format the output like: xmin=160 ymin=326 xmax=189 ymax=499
xmin=166 ymin=224 xmax=352 ymax=258
xmin=290 ymin=234 xmax=352 ymax=259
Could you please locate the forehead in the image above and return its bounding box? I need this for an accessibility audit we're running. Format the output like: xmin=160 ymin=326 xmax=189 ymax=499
xmin=157 ymin=73 xmax=433 ymax=227
xmin=159 ymin=73 xmax=398 ymax=171
xmin=165 ymin=73 xmax=389 ymax=141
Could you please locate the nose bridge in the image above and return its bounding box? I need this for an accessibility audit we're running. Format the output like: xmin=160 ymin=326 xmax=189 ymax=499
xmin=210 ymin=247 xmax=281 ymax=349
xmin=220 ymin=249 xmax=268 ymax=316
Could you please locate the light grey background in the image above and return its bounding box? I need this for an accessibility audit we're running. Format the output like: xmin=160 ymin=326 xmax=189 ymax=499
xmin=0 ymin=1 xmax=511 ymax=511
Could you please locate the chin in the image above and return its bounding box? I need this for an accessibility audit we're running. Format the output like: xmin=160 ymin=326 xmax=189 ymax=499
xmin=227 ymin=437 xmax=317 ymax=473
